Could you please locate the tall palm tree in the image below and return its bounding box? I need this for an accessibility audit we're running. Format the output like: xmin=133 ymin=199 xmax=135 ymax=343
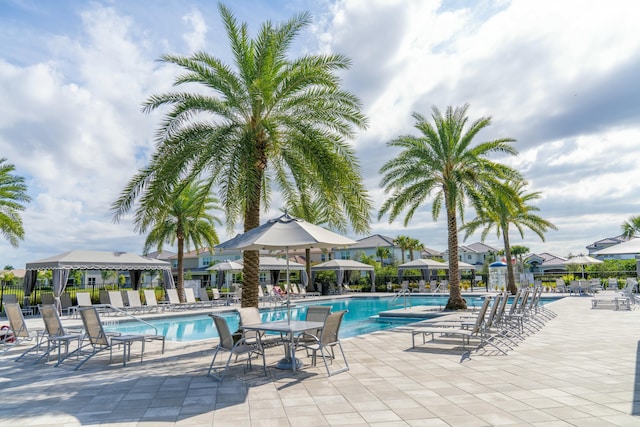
xmin=0 ymin=158 xmax=30 ymax=248
xmin=111 ymin=5 xmax=370 ymax=308
xmin=115 ymin=180 xmax=222 ymax=302
xmin=379 ymin=105 xmax=520 ymax=310
xmin=461 ymin=180 xmax=557 ymax=294
xmin=394 ymin=235 xmax=412 ymax=264
xmin=622 ymin=215 xmax=640 ymax=238
xmin=100 ymin=270 xmax=116 ymax=286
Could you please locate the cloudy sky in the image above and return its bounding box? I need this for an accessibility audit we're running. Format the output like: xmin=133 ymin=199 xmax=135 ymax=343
xmin=1 ymin=0 xmax=640 ymax=268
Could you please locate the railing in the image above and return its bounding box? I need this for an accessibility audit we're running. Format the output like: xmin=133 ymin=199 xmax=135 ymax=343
xmin=391 ymin=288 xmax=412 ymax=310
xmin=104 ymin=305 xmax=161 ymax=336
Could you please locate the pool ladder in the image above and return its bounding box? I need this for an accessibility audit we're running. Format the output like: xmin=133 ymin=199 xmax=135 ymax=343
xmin=104 ymin=305 xmax=162 ymax=336
xmin=391 ymin=288 xmax=412 ymax=310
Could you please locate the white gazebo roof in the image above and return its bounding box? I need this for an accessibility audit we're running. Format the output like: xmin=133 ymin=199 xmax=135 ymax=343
xmin=25 ymin=250 xmax=172 ymax=271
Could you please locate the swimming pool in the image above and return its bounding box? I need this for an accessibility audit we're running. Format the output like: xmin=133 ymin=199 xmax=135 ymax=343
xmin=105 ymin=295 xmax=555 ymax=342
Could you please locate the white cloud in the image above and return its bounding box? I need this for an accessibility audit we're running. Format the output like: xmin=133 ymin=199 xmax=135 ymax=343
xmin=182 ymin=9 xmax=208 ymax=53
xmin=1 ymin=0 xmax=640 ymax=268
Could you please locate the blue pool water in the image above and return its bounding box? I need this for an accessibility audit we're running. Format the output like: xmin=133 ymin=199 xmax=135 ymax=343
xmin=105 ymin=295 xmax=554 ymax=342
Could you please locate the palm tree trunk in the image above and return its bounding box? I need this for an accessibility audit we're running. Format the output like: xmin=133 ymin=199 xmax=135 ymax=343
xmin=502 ymin=228 xmax=517 ymax=295
xmin=242 ymin=149 xmax=264 ymax=308
xmin=445 ymin=209 xmax=467 ymax=310
xmin=177 ymin=237 xmax=185 ymax=302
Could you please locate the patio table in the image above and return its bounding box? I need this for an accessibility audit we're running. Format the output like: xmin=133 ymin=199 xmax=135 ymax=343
xmin=242 ymin=320 xmax=324 ymax=372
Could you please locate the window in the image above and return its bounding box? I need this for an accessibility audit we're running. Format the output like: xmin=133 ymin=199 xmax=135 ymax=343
xmin=467 ymin=255 xmax=472 ymax=260
xmin=87 ymin=277 xmax=96 ymax=286
xmin=202 ymin=257 xmax=212 ymax=267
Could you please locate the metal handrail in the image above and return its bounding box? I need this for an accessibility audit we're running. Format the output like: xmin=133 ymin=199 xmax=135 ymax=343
xmin=106 ymin=305 xmax=161 ymax=336
xmin=391 ymin=288 xmax=412 ymax=309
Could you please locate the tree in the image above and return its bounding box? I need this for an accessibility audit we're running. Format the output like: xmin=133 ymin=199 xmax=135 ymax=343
xmin=285 ymin=194 xmax=369 ymax=290
xmin=135 ymin=181 xmax=221 ymax=302
xmin=622 ymin=215 xmax=640 ymax=238
xmin=101 ymin=270 xmax=116 ymax=286
xmin=111 ymin=5 xmax=370 ymax=308
xmin=510 ymin=244 xmax=529 ymax=275
xmin=408 ymin=237 xmax=424 ymax=261
xmin=0 ymin=158 xmax=31 ymax=247
xmin=379 ymin=105 xmax=520 ymax=310
xmin=394 ymin=235 xmax=412 ymax=264
xmin=375 ymin=246 xmax=391 ymax=267
xmin=461 ymin=180 xmax=557 ymax=294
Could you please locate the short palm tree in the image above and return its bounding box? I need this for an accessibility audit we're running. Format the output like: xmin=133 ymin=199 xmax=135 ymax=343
xmin=379 ymin=105 xmax=520 ymax=310
xmin=408 ymin=237 xmax=424 ymax=261
xmin=375 ymin=246 xmax=391 ymax=267
xmin=111 ymin=5 xmax=370 ymax=308
xmin=461 ymin=180 xmax=557 ymax=294
xmin=114 ymin=180 xmax=221 ymax=302
xmin=0 ymin=158 xmax=30 ymax=248
xmin=394 ymin=235 xmax=412 ymax=264
xmin=622 ymin=215 xmax=640 ymax=238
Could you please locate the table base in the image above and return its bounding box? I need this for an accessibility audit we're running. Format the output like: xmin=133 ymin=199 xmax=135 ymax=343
xmin=276 ymin=357 xmax=303 ymax=370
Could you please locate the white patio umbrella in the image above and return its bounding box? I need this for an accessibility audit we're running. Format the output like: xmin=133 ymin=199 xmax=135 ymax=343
xmin=217 ymin=212 xmax=356 ymax=317
xmin=563 ymin=255 xmax=603 ymax=278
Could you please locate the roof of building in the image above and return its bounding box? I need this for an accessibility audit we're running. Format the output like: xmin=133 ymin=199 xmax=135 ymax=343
xmin=586 ymin=234 xmax=631 ymax=250
xmin=525 ymin=252 xmax=568 ymax=266
xmin=459 ymin=242 xmax=499 ymax=253
xmin=421 ymin=247 xmax=443 ymax=257
xmin=348 ymin=234 xmax=397 ymax=249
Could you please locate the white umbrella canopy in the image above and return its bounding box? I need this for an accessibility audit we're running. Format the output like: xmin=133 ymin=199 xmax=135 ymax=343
xmin=206 ymin=260 xmax=243 ymax=272
xmin=563 ymin=255 xmax=603 ymax=278
xmin=217 ymin=213 xmax=356 ymax=319
xmin=398 ymin=259 xmax=448 ymax=269
xmin=216 ymin=213 xmax=357 ymax=251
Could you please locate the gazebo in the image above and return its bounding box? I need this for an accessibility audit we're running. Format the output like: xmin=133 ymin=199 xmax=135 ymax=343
xmin=24 ymin=250 xmax=174 ymax=311
xmin=311 ymin=259 xmax=375 ymax=292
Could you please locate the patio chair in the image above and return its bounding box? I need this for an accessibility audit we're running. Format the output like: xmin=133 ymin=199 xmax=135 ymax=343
xmin=108 ymin=291 xmax=130 ymax=314
xmin=207 ymin=314 xmax=266 ymax=381
xmin=238 ymin=307 xmax=283 ymax=348
xmin=60 ymin=292 xmax=75 ymax=316
xmin=297 ymin=306 xmax=331 ymax=345
xmin=73 ymin=306 xmax=149 ymax=370
xmin=295 ymin=310 xmax=349 ymax=376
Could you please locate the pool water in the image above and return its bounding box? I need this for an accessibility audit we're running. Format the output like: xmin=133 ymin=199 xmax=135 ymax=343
xmin=105 ymin=295 xmax=551 ymax=342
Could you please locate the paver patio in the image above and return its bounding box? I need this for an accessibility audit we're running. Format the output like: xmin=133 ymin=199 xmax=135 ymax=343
xmin=0 ymin=295 xmax=638 ymax=426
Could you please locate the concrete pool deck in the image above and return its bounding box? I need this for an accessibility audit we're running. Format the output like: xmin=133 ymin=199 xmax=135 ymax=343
xmin=0 ymin=295 xmax=639 ymax=426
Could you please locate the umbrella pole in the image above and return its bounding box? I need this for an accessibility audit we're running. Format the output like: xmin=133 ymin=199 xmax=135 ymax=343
xmin=286 ymin=247 xmax=291 ymax=325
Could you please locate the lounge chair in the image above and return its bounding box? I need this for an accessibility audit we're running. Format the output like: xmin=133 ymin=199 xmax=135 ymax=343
xmin=125 ymin=290 xmax=145 ymax=313
xmin=410 ymin=296 xmax=508 ymax=355
xmin=74 ymin=306 xmax=149 ymax=370
xmin=198 ymin=287 xmax=223 ymax=307
xmin=555 ymin=278 xmax=567 ymax=293
xmin=2 ymin=303 xmax=41 ymax=355
xmin=166 ymin=289 xmax=193 ymax=309
xmin=17 ymin=304 xmax=84 ymax=366
xmin=3 ymin=294 xmax=34 ymax=317
xmin=143 ymin=289 xmax=166 ymax=312
xmin=295 ymin=310 xmax=349 ymax=376
xmin=184 ymin=288 xmax=205 ymax=308
xmin=207 ymin=314 xmax=266 ymax=381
